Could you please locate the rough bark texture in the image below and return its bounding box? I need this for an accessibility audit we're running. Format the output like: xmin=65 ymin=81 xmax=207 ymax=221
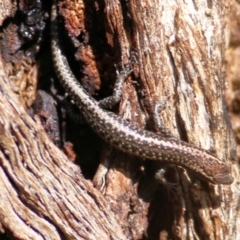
xmin=0 ymin=59 xmax=128 ymax=239
xmin=225 ymin=1 xmax=240 ymax=240
xmin=89 ymin=0 xmax=237 ymax=239
xmin=0 ymin=0 xmax=239 ymax=239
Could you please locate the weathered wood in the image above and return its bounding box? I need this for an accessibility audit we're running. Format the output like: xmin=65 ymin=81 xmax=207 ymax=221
xmin=0 ymin=58 xmax=126 ymax=239
xmin=80 ymin=0 xmax=236 ymax=239
xmin=0 ymin=0 xmax=239 ymax=239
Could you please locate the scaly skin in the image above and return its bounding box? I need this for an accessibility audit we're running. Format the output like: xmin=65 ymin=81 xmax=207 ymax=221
xmin=51 ymin=0 xmax=233 ymax=185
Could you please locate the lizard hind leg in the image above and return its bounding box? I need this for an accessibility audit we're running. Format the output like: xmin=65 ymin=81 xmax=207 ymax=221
xmin=98 ymin=66 xmax=133 ymax=109
xmin=153 ymin=96 xmax=177 ymax=140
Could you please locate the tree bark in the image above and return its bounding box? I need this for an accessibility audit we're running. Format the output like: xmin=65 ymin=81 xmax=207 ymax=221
xmin=0 ymin=0 xmax=239 ymax=239
xmin=0 ymin=59 xmax=127 ymax=239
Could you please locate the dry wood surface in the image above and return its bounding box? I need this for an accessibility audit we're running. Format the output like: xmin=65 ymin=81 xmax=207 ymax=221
xmin=0 ymin=0 xmax=239 ymax=239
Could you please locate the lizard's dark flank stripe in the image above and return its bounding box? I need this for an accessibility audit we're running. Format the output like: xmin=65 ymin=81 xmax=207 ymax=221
xmin=51 ymin=0 xmax=233 ymax=185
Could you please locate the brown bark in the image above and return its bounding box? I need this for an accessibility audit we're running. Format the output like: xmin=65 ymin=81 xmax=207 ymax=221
xmin=0 ymin=0 xmax=239 ymax=239
xmin=0 ymin=59 xmax=127 ymax=239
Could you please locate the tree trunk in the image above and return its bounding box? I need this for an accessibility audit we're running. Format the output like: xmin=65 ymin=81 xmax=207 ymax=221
xmin=0 ymin=0 xmax=239 ymax=239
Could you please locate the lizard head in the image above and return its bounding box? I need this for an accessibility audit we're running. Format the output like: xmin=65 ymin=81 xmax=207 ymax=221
xmin=197 ymin=154 xmax=233 ymax=185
